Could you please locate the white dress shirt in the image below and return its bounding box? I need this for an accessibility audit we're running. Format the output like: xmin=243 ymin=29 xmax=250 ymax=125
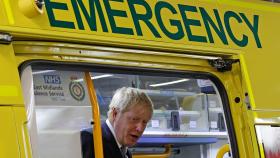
xmin=106 ymin=119 xmax=128 ymax=158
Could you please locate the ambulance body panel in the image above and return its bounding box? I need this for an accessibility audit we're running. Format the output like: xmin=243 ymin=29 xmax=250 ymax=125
xmin=0 ymin=0 xmax=279 ymax=158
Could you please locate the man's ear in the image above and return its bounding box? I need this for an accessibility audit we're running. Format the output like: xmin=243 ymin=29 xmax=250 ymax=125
xmin=112 ymin=108 xmax=118 ymax=120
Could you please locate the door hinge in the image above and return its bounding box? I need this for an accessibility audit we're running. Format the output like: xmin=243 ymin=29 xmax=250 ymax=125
xmin=208 ymin=58 xmax=239 ymax=72
xmin=0 ymin=33 xmax=12 ymax=44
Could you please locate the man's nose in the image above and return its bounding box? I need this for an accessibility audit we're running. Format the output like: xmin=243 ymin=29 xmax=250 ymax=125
xmin=135 ymin=122 xmax=145 ymax=132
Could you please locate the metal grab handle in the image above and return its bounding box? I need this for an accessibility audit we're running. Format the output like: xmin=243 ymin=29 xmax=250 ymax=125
xmin=216 ymin=144 xmax=230 ymax=158
xmin=133 ymin=145 xmax=171 ymax=158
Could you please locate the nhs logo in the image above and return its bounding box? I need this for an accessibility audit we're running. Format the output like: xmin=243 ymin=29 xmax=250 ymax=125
xmin=43 ymin=75 xmax=61 ymax=84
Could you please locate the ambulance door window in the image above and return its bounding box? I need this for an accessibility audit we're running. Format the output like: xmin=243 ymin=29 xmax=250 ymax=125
xmin=21 ymin=65 xmax=234 ymax=158
xmin=22 ymin=67 xmax=92 ymax=158
xmin=90 ymin=72 xmax=232 ymax=158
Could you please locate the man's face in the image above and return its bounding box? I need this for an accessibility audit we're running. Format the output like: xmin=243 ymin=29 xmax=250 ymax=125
xmin=112 ymin=104 xmax=152 ymax=147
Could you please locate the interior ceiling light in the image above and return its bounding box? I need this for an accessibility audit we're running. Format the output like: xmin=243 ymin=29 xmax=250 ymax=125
xmin=150 ymin=79 xmax=189 ymax=87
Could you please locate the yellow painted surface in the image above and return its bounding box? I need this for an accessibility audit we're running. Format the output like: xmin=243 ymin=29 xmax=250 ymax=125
xmin=3 ymin=0 xmax=14 ymax=24
xmin=0 ymin=45 xmax=24 ymax=105
xmin=0 ymin=0 xmax=267 ymax=50
xmin=216 ymin=0 xmax=280 ymax=110
xmin=13 ymin=106 xmax=32 ymax=158
xmin=0 ymin=0 xmax=278 ymax=110
xmin=0 ymin=85 xmax=18 ymax=96
xmin=0 ymin=106 xmax=20 ymax=158
xmin=0 ymin=1 xmax=8 ymax=25
xmin=0 ymin=0 xmax=279 ymax=158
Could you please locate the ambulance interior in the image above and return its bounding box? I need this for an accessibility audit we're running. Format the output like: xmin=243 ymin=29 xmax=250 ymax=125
xmin=21 ymin=65 xmax=232 ymax=158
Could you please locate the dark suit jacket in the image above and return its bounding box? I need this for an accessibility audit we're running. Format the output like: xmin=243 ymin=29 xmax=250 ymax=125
xmin=81 ymin=122 xmax=132 ymax=158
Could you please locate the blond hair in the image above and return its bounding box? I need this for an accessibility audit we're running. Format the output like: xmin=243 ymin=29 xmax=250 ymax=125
xmin=107 ymin=87 xmax=153 ymax=120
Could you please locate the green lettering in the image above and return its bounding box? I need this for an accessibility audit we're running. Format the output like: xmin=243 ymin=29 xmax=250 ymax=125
xmin=240 ymin=13 xmax=262 ymax=48
xmin=103 ymin=0 xmax=133 ymax=35
xmin=45 ymin=0 xmax=75 ymax=29
xmin=178 ymin=4 xmax=207 ymax=43
xmin=127 ymin=0 xmax=161 ymax=38
xmin=199 ymin=8 xmax=228 ymax=45
xmin=155 ymin=1 xmax=184 ymax=40
xmin=224 ymin=11 xmax=248 ymax=47
xmin=71 ymin=0 xmax=83 ymax=29
xmin=72 ymin=0 xmax=108 ymax=32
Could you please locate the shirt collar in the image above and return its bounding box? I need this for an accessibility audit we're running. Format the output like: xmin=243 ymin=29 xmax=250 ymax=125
xmin=106 ymin=119 xmax=128 ymax=156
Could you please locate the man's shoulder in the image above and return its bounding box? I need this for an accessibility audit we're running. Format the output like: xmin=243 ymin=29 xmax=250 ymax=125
xmin=80 ymin=122 xmax=108 ymax=134
xmin=81 ymin=127 xmax=93 ymax=134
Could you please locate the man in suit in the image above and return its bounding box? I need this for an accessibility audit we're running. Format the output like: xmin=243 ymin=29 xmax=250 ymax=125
xmin=81 ymin=87 xmax=154 ymax=158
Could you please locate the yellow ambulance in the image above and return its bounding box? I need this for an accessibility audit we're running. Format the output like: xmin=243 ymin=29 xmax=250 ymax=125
xmin=0 ymin=0 xmax=279 ymax=158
